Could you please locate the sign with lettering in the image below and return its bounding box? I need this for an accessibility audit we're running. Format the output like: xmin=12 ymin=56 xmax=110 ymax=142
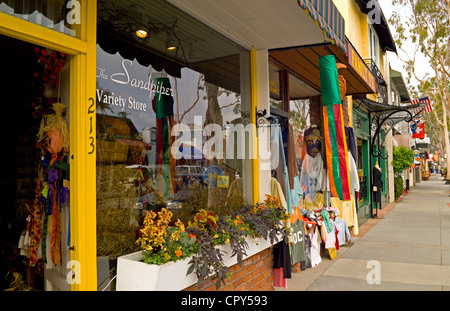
xmin=346 ymin=41 xmax=378 ymax=94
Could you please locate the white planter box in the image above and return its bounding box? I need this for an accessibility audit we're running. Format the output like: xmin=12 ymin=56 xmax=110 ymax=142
xmin=116 ymin=236 xmax=275 ymax=291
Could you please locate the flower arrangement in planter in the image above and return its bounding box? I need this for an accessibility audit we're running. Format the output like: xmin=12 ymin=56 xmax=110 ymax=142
xmin=136 ymin=208 xmax=197 ymax=265
xmin=135 ymin=194 xmax=290 ymax=290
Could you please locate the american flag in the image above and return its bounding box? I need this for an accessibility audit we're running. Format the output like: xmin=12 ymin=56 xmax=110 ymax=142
xmin=411 ymin=96 xmax=432 ymax=118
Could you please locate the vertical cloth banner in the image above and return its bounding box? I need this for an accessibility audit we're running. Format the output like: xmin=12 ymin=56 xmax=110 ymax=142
xmin=319 ymin=55 xmax=351 ymax=201
xmin=155 ymin=77 xmax=175 ymax=196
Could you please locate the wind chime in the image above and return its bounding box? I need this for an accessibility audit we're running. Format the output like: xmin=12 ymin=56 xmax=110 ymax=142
xmin=319 ymin=55 xmax=351 ymax=202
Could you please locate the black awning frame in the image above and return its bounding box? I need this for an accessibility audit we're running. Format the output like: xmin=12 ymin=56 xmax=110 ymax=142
xmin=354 ymin=97 xmax=427 ymax=218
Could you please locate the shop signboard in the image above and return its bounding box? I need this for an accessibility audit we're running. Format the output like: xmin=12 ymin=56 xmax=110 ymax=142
xmin=346 ymin=41 xmax=378 ymax=94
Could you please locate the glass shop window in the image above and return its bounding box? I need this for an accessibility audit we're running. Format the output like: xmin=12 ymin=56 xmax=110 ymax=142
xmin=95 ymin=0 xmax=251 ymax=290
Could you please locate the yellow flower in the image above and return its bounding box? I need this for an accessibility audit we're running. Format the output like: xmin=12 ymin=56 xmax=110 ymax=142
xmin=175 ymin=219 xmax=185 ymax=232
xmin=225 ymin=238 xmax=230 ymax=244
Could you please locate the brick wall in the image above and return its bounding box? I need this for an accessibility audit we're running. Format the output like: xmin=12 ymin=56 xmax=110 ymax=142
xmin=182 ymin=247 xmax=274 ymax=291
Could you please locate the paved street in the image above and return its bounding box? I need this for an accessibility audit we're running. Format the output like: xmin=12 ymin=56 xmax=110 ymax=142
xmin=277 ymin=173 xmax=450 ymax=291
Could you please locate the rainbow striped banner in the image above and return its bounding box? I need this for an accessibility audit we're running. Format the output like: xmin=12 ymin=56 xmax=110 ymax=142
xmin=319 ymin=55 xmax=351 ymax=201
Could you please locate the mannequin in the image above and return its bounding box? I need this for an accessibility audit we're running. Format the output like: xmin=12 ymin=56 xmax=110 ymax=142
xmin=372 ymin=163 xmax=382 ymax=204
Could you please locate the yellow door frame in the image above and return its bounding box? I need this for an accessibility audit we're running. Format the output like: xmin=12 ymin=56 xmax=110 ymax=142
xmin=250 ymin=49 xmax=260 ymax=205
xmin=0 ymin=1 xmax=97 ymax=291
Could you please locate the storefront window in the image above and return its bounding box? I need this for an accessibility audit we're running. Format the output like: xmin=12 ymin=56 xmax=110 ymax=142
xmin=95 ymin=0 xmax=251 ymax=290
xmin=0 ymin=1 xmax=80 ymax=38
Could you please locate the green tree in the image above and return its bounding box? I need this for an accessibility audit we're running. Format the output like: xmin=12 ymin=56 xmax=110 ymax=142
xmin=389 ymin=0 xmax=450 ymax=179
xmin=392 ymin=146 xmax=414 ymax=175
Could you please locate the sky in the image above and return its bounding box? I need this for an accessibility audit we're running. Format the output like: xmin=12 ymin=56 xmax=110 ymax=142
xmin=380 ymin=0 xmax=433 ymax=94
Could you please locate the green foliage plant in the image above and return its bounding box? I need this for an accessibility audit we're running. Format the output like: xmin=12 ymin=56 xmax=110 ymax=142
xmin=394 ymin=175 xmax=404 ymax=200
xmin=392 ymin=146 xmax=414 ymax=175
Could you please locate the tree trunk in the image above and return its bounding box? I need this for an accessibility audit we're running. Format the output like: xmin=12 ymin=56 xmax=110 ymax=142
xmin=443 ymin=105 xmax=450 ymax=180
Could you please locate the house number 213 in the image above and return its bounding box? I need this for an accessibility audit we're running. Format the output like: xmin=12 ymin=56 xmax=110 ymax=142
xmin=88 ymin=97 xmax=95 ymax=155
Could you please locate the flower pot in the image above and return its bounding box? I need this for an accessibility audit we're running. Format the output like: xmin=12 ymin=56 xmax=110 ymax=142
xmin=116 ymin=251 xmax=196 ymax=291
xmin=116 ymin=236 xmax=276 ymax=291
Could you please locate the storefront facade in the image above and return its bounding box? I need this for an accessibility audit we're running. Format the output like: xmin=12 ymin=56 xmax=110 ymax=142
xmin=1 ymin=0 xmax=389 ymax=291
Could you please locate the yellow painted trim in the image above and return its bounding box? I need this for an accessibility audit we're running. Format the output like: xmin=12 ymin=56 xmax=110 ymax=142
xmin=250 ymin=49 xmax=260 ymax=204
xmin=69 ymin=0 xmax=97 ymax=291
xmin=0 ymin=12 xmax=87 ymax=54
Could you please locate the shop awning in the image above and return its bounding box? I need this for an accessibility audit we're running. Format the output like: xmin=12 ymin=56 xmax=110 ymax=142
xmin=390 ymin=68 xmax=411 ymax=102
xmin=297 ymin=0 xmax=347 ymax=54
xmin=269 ymin=37 xmax=377 ymax=99
xmin=355 ymin=96 xmax=427 ymax=113
xmin=415 ymin=143 xmax=438 ymax=152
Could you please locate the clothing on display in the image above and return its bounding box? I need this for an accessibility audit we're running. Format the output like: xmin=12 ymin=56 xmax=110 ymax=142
xmin=299 ymin=126 xmax=324 ymax=205
xmin=373 ymin=165 xmax=382 ymax=203
xmin=300 ymin=234 xmax=312 ymax=270
xmin=345 ymin=126 xmax=357 ymax=163
xmin=334 ymin=217 xmax=351 ymax=246
xmin=269 ymin=60 xmax=360 ymax=285
xmin=287 ymin=124 xmax=299 ymax=190
xmin=270 ymin=123 xmax=289 ymax=204
xmin=273 ymin=239 xmax=291 ymax=279
xmin=300 ymin=154 xmax=323 ymax=199
xmin=309 ymin=226 xmax=322 ymax=267
xmin=289 ymin=219 xmax=306 ymax=265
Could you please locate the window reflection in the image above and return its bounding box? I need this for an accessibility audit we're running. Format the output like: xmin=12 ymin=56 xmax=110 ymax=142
xmin=95 ymin=45 xmax=251 ymax=286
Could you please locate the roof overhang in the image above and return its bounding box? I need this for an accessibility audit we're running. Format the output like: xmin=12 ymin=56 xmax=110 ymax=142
xmin=269 ymin=38 xmax=378 ymax=99
xmin=390 ymin=67 xmax=410 ymax=102
xmin=167 ymin=0 xmax=346 ymax=52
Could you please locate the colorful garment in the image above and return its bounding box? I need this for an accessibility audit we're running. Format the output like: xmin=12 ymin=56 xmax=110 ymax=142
xmin=334 ymin=217 xmax=351 ymax=246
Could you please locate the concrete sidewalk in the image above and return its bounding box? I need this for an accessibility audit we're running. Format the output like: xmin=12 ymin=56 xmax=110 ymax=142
xmin=276 ymin=173 xmax=450 ymax=291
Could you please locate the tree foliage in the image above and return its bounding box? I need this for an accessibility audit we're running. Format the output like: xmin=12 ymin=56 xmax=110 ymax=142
xmin=389 ymin=0 xmax=450 ymax=178
xmin=392 ymin=146 xmax=414 ymax=175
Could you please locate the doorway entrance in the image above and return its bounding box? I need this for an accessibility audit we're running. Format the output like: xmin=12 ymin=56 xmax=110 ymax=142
xmin=0 ymin=34 xmax=71 ymax=291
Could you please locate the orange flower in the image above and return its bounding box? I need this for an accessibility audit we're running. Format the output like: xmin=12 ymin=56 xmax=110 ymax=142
xmin=175 ymin=248 xmax=182 ymax=257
